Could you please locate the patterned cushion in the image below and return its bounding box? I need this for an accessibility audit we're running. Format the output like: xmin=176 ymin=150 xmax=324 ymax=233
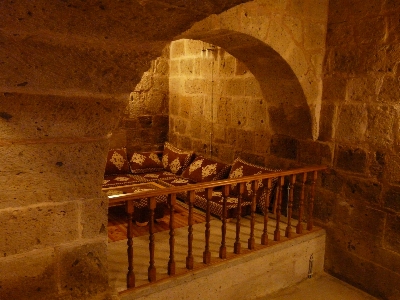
xmin=181 ymin=155 xmax=231 ymax=183
xmin=102 ymin=174 xmax=145 ymax=188
xmin=228 ymin=158 xmax=280 ymax=209
xmin=104 ymin=148 xmax=130 ymax=175
xmin=128 ymin=151 xmax=164 ymax=174
xmin=157 ymin=176 xmax=197 ymax=202
xmin=194 ymin=189 xmax=252 ymax=219
xmin=161 ymin=142 xmax=193 ymax=175
xmin=134 ymin=171 xmax=177 ymax=182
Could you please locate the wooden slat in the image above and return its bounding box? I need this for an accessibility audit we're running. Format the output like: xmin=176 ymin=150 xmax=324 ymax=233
xmin=274 ymin=176 xmax=284 ymax=241
xmin=203 ymin=188 xmax=213 ymax=264
xmin=296 ymin=172 xmax=307 ymax=234
xmin=234 ymin=183 xmax=245 ymax=254
xmin=219 ymin=185 xmax=229 ymax=259
xmin=186 ymin=191 xmax=195 ymax=269
xmin=261 ymin=178 xmax=272 ymax=245
xmin=285 ymin=174 xmax=296 ymax=238
xmin=125 ymin=200 xmax=135 ymax=288
xmin=307 ymin=171 xmax=318 ymax=231
xmin=168 ymin=194 xmax=176 ymax=275
xmin=148 ymin=197 xmax=156 ymax=282
xmin=248 ymin=180 xmax=259 ymax=250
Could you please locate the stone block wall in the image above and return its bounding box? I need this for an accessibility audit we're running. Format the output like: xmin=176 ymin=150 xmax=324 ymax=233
xmin=0 ymin=1 xmax=251 ymax=299
xmin=169 ymin=39 xmax=273 ymax=165
xmin=110 ymin=46 xmax=170 ymax=153
xmin=319 ymin=1 xmax=400 ymax=299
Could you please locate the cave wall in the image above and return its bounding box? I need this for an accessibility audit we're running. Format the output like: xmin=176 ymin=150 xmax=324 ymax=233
xmin=320 ymin=1 xmax=400 ymax=299
xmin=0 ymin=1 xmax=251 ymax=299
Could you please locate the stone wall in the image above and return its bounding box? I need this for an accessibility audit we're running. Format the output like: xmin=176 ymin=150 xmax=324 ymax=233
xmin=0 ymin=1 xmax=251 ymax=299
xmin=110 ymin=46 xmax=170 ymax=153
xmin=320 ymin=1 xmax=400 ymax=299
xmin=169 ymin=39 xmax=274 ymax=166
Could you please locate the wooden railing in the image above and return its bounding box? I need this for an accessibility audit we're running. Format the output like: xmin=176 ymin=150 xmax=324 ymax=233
xmin=108 ymin=165 xmax=327 ymax=290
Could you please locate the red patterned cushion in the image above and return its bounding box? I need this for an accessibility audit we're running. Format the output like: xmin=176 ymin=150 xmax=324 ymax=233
xmin=129 ymin=151 xmax=164 ymax=174
xmin=181 ymin=155 xmax=231 ymax=183
xmin=104 ymin=148 xmax=130 ymax=175
xmin=228 ymin=158 xmax=280 ymax=203
xmin=161 ymin=142 xmax=193 ymax=175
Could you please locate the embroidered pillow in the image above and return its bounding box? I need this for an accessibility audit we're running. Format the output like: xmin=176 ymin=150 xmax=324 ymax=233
xmin=104 ymin=148 xmax=130 ymax=175
xmin=161 ymin=142 xmax=193 ymax=175
xmin=129 ymin=151 xmax=164 ymax=174
xmin=181 ymin=155 xmax=231 ymax=183
xmin=228 ymin=158 xmax=280 ymax=202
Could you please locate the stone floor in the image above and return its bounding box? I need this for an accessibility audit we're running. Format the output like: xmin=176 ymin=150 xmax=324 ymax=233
xmin=257 ymin=272 xmax=378 ymax=300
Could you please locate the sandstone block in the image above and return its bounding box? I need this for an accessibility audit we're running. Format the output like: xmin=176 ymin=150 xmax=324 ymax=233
xmin=377 ymin=74 xmax=400 ymax=103
xmin=236 ymin=129 xmax=255 ymax=152
xmin=230 ymin=97 xmax=248 ymax=127
xmin=218 ymin=55 xmax=236 ymax=77
xmin=0 ymin=94 xmax=126 ymax=139
xmin=0 ymin=141 xmax=107 ymax=209
xmin=0 ymin=201 xmax=79 ymax=256
xmin=326 ymin=22 xmax=354 ymax=47
xmin=342 ymin=176 xmax=382 ymax=205
xmin=318 ymin=104 xmax=336 ymax=141
xmin=366 ymin=105 xmax=396 ymax=147
xmin=346 ymin=76 xmax=377 ymax=102
xmin=81 ymin=197 xmax=108 ymax=239
xmin=355 ymin=16 xmax=386 ymax=44
xmin=381 ymin=153 xmax=400 ymax=185
xmin=336 ymin=145 xmax=367 ymax=173
xmin=270 ymin=135 xmax=298 ymax=160
xmin=58 ymin=240 xmax=108 ymax=298
xmin=0 ymin=248 xmax=58 ymax=300
xmin=170 ymin=40 xmax=185 ymax=59
xmin=384 ymin=214 xmax=400 ymax=254
xmin=180 ymin=59 xmax=195 ymax=76
xmin=383 ymin=185 xmax=400 ymax=213
xmin=304 ymin=22 xmax=326 ymax=50
xmin=244 ymin=77 xmax=263 ymax=98
xmin=336 ymin=104 xmax=367 ymax=143
xmin=298 ymin=140 xmax=332 ymax=165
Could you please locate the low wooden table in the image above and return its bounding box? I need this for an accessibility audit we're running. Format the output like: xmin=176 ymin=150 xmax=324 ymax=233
xmin=103 ymin=182 xmax=168 ymax=224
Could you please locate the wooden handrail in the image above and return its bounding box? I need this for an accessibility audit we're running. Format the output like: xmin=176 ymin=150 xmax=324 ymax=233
xmin=109 ymin=165 xmax=328 ymax=206
xmin=114 ymin=164 xmax=328 ymax=292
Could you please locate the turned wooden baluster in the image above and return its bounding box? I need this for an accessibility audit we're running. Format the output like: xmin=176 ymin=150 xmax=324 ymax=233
xmin=274 ymin=176 xmax=284 ymax=241
xmin=285 ymin=174 xmax=296 ymax=238
xmin=168 ymin=194 xmax=176 ymax=275
xmin=219 ymin=185 xmax=229 ymax=259
xmin=203 ymin=188 xmax=213 ymax=264
xmin=125 ymin=200 xmax=135 ymax=288
xmin=148 ymin=196 xmax=156 ymax=282
xmin=248 ymin=180 xmax=259 ymax=250
xmin=307 ymin=171 xmax=318 ymax=231
xmin=261 ymin=178 xmax=272 ymax=245
xmin=234 ymin=183 xmax=245 ymax=254
xmin=296 ymin=172 xmax=307 ymax=234
xmin=186 ymin=190 xmax=195 ymax=269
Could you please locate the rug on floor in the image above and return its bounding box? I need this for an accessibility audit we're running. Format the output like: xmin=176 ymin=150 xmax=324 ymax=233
xmin=108 ymin=202 xmax=208 ymax=242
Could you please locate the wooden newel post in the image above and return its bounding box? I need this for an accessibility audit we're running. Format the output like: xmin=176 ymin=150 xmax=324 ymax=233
xmin=261 ymin=178 xmax=272 ymax=245
xmin=168 ymin=194 xmax=176 ymax=275
xmin=219 ymin=185 xmax=229 ymax=259
xmin=203 ymin=188 xmax=212 ymax=264
xmin=126 ymin=200 xmax=135 ymax=288
xmin=248 ymin=180 xmax=259 ymax=250
xmin=148 ymin=197 xmax=157 ymax=282
xmin=186 ymin=191 xmax=195 ymax=269
xmin=285 ymin=174 xmax=296 ymax=238
xmin=307 ymin=171 xmax=318 ymax=231
xmin=234 ymin=183 xmax=244 ymax=254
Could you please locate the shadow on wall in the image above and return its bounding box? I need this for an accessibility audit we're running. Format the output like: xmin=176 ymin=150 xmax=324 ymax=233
xmin=180 ymin=30 xmax=312 ymax=140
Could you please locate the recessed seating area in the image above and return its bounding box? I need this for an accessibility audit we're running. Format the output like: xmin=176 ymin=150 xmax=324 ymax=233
xmin=103 ymin=141 xmax=281 ymax=221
